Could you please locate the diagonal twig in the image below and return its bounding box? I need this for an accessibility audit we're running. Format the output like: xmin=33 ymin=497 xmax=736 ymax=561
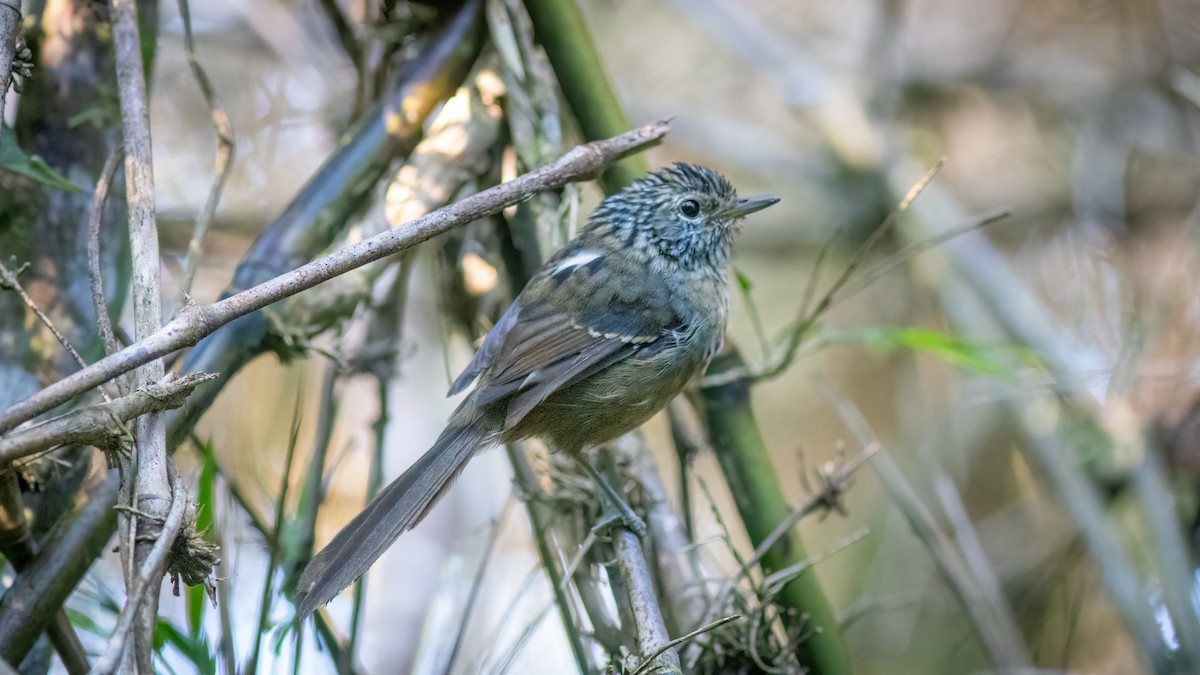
xmin=88 ymin=147 xmax=127 ymax=361
xmin=0 ymin=122 xmax=670 ymax=435
xmin=0 ymin=373 xmax=216 ymax=463
xmin=176 ymin=0 xmax=236 ymax=297
xmin=0 ymin=260 xmax=112 ymax=404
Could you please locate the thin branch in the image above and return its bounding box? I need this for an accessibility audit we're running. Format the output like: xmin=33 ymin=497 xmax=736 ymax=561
xmin=89 ymin=476 xmax=187 ymax=675
xmin=0 ymin=373 xmax=216 ymax=463
xmin=176 ymin=0 xmax=236 ymax=296
xmin=762 ymin=527 xmax=869 ymax=594
xmin=624 ymin=433 xmax=707 ymax=634
xmin=488 ymin=531 xmax=597 ymax=675
xmin=612 ymin=525 xmax=682 ymax=673
xmin=695 ymin=443 xmax=876 ymax=632
xmin=628 ymin=615 xmax=741 ymax=675
xmin=701 ymin=160 xmax=955 ymax=389
xmin=247 ymin=404 xmax=302 ymax=675
xmin=88 ymin=147 xmax=127 ymax=360
xmin=0 ymin=260 xmax=111 ymax=403
xmin=0 ymin=121 xmax=671 ymax=435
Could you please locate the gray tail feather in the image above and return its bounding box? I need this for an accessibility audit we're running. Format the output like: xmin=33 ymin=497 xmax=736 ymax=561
xmin=296 ymin=407 xmax=494 ymax=617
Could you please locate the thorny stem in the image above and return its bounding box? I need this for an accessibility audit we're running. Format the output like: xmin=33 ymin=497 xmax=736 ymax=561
xmin=0 ymin=121 xmax=671 ymax=435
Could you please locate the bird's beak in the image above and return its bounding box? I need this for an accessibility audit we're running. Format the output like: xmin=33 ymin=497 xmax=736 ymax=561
xmin=715 ymin=195 xmax=780 ymax=220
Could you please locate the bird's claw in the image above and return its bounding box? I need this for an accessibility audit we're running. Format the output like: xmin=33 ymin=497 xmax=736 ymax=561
xmin=591 ymin=497 xmax=647 ymax=538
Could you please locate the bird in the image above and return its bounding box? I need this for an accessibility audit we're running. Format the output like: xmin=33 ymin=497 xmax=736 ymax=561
xmin=295 ymin=162 xmax=779 ymax=617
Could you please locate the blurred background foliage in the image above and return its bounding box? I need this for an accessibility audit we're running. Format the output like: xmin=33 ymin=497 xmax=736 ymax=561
xmin=5 ymin=0 xmax=1200 ymax=673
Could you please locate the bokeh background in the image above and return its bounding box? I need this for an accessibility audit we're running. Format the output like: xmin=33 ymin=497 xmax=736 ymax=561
xmin=8 ymin=0 xmax=1200 ymax=673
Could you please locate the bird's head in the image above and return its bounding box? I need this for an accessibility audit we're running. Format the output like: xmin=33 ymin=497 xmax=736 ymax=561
xmin=589 ymin=162 xmax=779 ymax=271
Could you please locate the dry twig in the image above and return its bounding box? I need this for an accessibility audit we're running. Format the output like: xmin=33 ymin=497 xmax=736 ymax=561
xmin=176 ymin=0 xmax=236 ymax=296
xmin=0 ymin=121 xmax=671 ymax=434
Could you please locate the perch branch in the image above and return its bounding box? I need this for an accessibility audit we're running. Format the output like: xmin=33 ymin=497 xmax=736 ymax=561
xmin=0 ymin=121 xmax=671 ymax=434
xmin=613 ymin=526 xmax=683 ymax=674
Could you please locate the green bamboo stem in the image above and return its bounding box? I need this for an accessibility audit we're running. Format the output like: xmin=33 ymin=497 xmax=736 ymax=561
xmin=522 ymin=0 xmax=644 ymax=192
xmin=700 ymin=348 xmax=851 ymax=675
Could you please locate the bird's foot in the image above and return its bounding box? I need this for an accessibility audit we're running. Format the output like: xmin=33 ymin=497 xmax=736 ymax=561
xmin=591 ymin=493 xmax=647 ymax=538
xmin=576 ymin=455 xmax=647 ymax=538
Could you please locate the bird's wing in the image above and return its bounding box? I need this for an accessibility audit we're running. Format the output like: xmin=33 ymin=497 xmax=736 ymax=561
xmin=455 ymin=245 xmax=678 ymax=430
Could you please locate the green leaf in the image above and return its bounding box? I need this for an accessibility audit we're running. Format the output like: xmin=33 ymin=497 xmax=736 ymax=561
xmin=833 ymin=326 xmax=1033 ymax=378
xmin=733 ymin=267 xmax=754 ymax=292
xmin=0 ymin=125 xmax=83 ymax=192
xmin=156 ymin=619 xmax=217 ymax=675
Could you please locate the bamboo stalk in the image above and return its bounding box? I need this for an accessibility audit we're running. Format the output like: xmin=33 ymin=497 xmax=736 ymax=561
xmin=521 ymin=0 xmax=643 ymax=192
xmin=700 ymin=348 xmax=851 ymax=675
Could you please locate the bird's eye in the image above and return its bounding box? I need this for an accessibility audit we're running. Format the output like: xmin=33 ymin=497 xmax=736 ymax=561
xmin=679 ymin=199 xmax=701 ymax=218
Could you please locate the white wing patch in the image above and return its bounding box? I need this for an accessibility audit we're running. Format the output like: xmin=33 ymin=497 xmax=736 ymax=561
xmin=553 ymin=250 xmax=601 ymax=274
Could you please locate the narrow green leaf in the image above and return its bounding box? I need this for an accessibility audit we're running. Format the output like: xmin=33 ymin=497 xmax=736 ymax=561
xmin=156 ymin=619 xmax=217 ymax=675
xmin=733 ymin=267 xmax=754 ymax=292
xmin=834 ymin=326 xmax=1029 ymax=378
xmin=0 ymin=125 xmax=83 ymax=192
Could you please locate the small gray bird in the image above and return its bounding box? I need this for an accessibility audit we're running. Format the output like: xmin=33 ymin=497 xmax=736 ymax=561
xmin=295 ymin=163 xmax=778 ymax=616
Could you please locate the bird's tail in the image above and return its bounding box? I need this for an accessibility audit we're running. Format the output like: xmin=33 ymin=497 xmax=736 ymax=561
xmin=296 ymin=401 xmax=496 ymax=617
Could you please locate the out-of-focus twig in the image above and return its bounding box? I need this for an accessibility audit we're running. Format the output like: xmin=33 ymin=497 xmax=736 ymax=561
xmin=176 ymin=0 xmax=236 ymax=297
xmin=317 ymin=0 xmax=361 ymax=69
xmin=88 ymin=147 xmax=127 ymax=362
xmin=819 ymin=379 xmax=1032 ymax=670
xmin=702 ymin=160 xmax=946 ymax=389
xmin=0 ymin=373 xmax=215 ymax=463
xmin=0 ymin=260 xmax=110 ymax=402
xmin=1130 ymin=450 xmax=1200 ymax=666
xmin=504 ymin=444 xmax=594 ymax=673
xmin=0 ymin=473 xmax=90 ymax=675
xmin=246 ymin=406 xmax=301 ymax=675
xmin=0 ymin=121 xmax=671 ymax=435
